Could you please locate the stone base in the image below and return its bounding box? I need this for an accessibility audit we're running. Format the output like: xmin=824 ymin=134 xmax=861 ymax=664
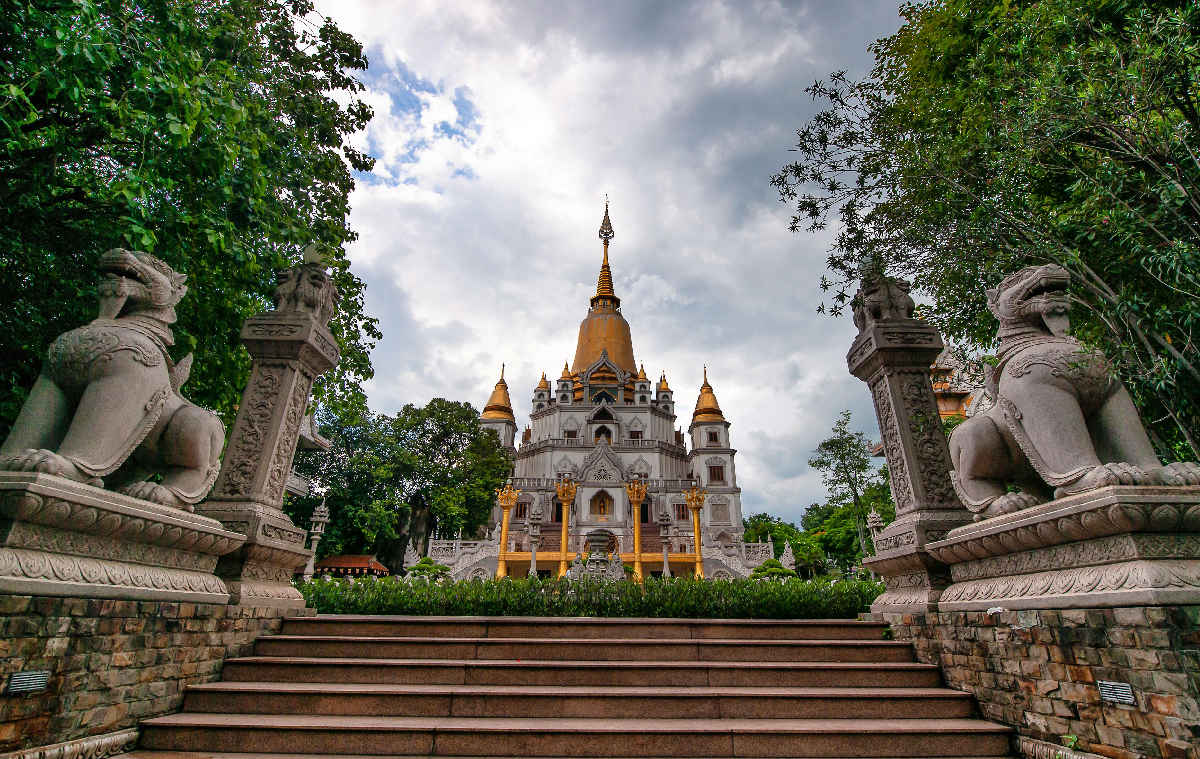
xmin=0 ymin=473 xmax=244 ymax=603
xmin=863 ymin=509 xmax=973 ymax=613
xmin=196 ymin=501 xmax=312 ymax=608
xmin=926 ymin=485 xmax=1200 ymax=611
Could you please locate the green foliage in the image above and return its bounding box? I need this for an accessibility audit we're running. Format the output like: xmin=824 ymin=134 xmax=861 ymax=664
xmin=772 ymin=0 xmax=1200 ymax=459
xmin=742 ymin=513 xmax=828 ymax=578
xmin=749 ymin=559 xmax=798 ymax=580
xmin=285 ymin=399 xmax=513 ymax=575
xmin=297 ymin=576 xmax=885 ymax=619
xmin=0 ymin=0 xmax=380 ymax=434
xmin=405 ymin=557 xmax=450 ymax=582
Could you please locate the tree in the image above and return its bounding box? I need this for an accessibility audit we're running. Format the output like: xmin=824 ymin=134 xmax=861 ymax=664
xmin=287 ymin=399 xmax=513 ymax=575
xmin=807 ymin=410 xmax=881 ymax=564
xmin=772 ymin=0 xmax=1200 ymax=460
xmin=749 ymin=559 xmax=798 ymax=581
xmin=0 ymin=0 xmax=380 ymax=436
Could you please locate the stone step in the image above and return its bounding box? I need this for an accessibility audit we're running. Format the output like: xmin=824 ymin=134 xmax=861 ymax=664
xmin=254 ymin=636 xmax=914 ymax=662
xmin=281 ymin=616 xmax=890 ymax=641
xmin=182 ymin=682 xmax=976 ymax=720
xmin=220 ymin=658 xmax=944 ymax=688
xmin=138 ymin=714 xmax=1012 ymax=757
xmin=127 ymin=754 xmax=1009 ymax=759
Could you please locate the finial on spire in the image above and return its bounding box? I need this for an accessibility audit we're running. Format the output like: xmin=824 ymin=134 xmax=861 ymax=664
xmin=501 ymin=363 xmax=505 ymax=380
xmin=599 ymin=198 xmax=614 ymax=242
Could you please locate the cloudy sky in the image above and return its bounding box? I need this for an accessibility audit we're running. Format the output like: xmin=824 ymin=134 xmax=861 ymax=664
xmin=315 ymin=0 xmax=906 ymax=525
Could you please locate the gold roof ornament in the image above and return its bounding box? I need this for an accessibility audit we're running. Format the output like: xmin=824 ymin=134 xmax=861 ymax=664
xmin=692 ymin=366 xmax=725 ymax=423
xmin=658 ymin=372 xmax=671 ymax=392
xmin=560 ymin=361 xmax=573 ymax=380
xmin=536 ymin=372 xmax=549 ymax=390
xmin=481 ymin=364 xmax=516 ymax=421
xmin=572 ymin=201 xmax=637 ymax=375
xmin=637 ymin=363 xmax=648 ymax=381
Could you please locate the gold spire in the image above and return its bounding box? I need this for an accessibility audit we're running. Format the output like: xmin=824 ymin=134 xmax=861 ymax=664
xmin=692 ymin=366 xmax=725 ymax=423
xmin=637 ymin=363 xmax=648 ymax=381
xmin=560 ymin=361 xmax=572 ymax=380
xmin=573 ymin=201 xmax=637 ymax=375
xmin=482 ymin=364 xmax=515 ymax=421
xmin=658 ymin=372 xmax=671 ymax=392
xmin=593 ymin=201 xmax=618 ymax=305
xmin=536 ymin=372 xmax=549 ymax=390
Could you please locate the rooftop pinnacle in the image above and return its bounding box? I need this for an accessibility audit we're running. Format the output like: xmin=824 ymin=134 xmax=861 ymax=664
xmin=594 ymin=201 xmax=617 ymax=304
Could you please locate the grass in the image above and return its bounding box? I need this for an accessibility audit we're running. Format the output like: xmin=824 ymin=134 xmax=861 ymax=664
xmin=297 ymin=575 xmax=883 ymax=619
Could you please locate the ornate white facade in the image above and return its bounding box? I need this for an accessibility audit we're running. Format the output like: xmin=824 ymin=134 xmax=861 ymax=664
xmin=440 ymin=205 xmax=766 ymax=579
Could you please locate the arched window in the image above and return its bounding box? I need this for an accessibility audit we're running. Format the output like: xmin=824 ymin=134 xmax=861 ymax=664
xmin=536 ymin=403 xmax=544 ymax=410
xmin=561 ymin=394 xmax=569 ymax=402
xmin=594 ymin=426 xmax=612 ymax=443
xmin=537 ymin=393 xmax=544 ymax=399
xmin=591 ymin=389 xmax=616 ymax=405
xmin=590 ymin=490 xmax=612 ymax=517
xmin=593 ymin=408 xmax=614 ymax=421
xmin=639 ymin=395 xmax=647 ymax=403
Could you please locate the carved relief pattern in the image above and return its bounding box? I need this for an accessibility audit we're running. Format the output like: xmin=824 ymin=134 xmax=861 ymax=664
xmin=46 ymin=325 xmax=162 ymax=389
xmin=0 ymin=547 xmax=228 ymax=594
xmin=899 ymin=370 xmax=960 ymax=510
xmin=264 ymin=370 xmax=314 ymax=505
xmin=261 ymin=521 xmax=306 ymax=544
xmin=6 ymin=727 xmax=140 ymax=759
xmin=927 ymin=499 xmax=1200 ymax=565
xmin=0 ymin=491 xmax=241 ymax=555
xmin=5 ymin=521 xmax=219 ymax=572
xmin=874 ymin=531 xmax=917 ymax=552
xmin=883 ymin=571 xmax=931 ymax=590
xmin=871 ymin=375 xmax=915 ymax=514
xmin=701 ymin=544 xmax=752 ymax=578
xmin=939 ymin=559 xmax=1200 ymax=604
xmin=247 ymin=323 xmax=301 ymax=337
xmin=218 ymin=364 xmax=285 ymax=497
xmin=950 ymin=533 xmax=1200 ymax=582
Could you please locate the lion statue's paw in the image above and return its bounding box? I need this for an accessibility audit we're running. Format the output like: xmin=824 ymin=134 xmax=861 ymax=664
xmin=119 ymin=481 xmax=189 ymax=510
xmin=0 ymin=449 xmax=86 ymax=480
xmin=1147 ymin=462 xmax=1200 ymax=486
xmin=981 ymin=491 xmax=1041 ymax=518
xmin=1056 ymin=462 xmax=1147 ymax=498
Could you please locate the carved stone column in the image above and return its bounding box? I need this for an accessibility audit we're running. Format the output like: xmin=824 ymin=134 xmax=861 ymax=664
xmin=197 ymin=260 xmax=340 ymax=607
xmin=848 ymin=277 xmax=973 ymax=613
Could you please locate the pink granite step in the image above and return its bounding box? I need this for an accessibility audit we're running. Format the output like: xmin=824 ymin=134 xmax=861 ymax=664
xmin=182 ymin=682 xmax=975 ymax=719
xmin=280 ymin=616 xmax=891 ymax=641
xmin=253 ymin=635 xmax=915 ymax=662
xmin=219 ymin=657 xmax=943 ymax=687
xmin=138 ymin=714 xmax=1012 ymax=757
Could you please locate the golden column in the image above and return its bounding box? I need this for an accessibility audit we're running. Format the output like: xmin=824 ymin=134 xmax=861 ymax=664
xmin=555 ymin=477 xmax=578 ymax=577
xmin=625 ymin=476 xmax=648 ymax=583
xmin=495 ymin=482 xmax=521 ymax=579
xmin=684 ymin=485 xmax=707 ymax=579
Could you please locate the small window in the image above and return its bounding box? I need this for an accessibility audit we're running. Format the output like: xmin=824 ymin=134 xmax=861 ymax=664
xmin=514 ymin=503 xmax=529 ymax=519
xmin=561 ymin=394 xmax=569 ymax=402
xmin=594 ymin=426 xmax=612 ymax=443
xmin=536 ymin=403 xmax=544 ymax=410
xmin=662 ymin=393 xmax=670 ymax=401
xmin=537 ymin=393 xmax=544 ymax=399
xmin=564 ymin=430 xmax=578 ymax=439
xmin=707 ymin=430 xmax=720 ymax=445
xmin=639 ymin=395 xmax=647 ymax=402
xmin=674 ymin=503 xmax=688 ymax=521
xmin=708 ymin=465 xmax=725 ymax=483
xmin=629 ymin=431 xmax=643 ymax=441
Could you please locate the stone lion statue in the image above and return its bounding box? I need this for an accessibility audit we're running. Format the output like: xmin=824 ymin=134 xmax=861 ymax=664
xmin=949 ymin=263 xmax=1200 ymax=518
xmin=0 ymin=249 xmax=225 ymax=510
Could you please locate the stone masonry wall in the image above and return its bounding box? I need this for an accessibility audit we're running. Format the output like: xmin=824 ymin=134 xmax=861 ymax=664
xmin=884 ymin=606 xmax=1200 ymax=759
xmin=0 ymin=595 xmax=311 ymax=754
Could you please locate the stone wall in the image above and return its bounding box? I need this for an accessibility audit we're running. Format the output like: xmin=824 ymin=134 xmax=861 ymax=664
xmin=0 ymin=595 xmax=310 ymax=754
xmin=883 ymin=606 xmax=1200 ymax=759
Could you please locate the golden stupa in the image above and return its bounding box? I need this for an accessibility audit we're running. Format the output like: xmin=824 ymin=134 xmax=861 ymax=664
xmin=692 ymin=367 xmax=725 ymax=423
xmin=571 ymin=202 xmax=637 ymax=376
xmin=481 ymin=364 xmax=515 ymax=421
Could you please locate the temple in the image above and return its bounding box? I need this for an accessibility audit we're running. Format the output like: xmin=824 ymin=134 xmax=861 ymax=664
xmin=427 ymin=204 xmax=771 ymax=580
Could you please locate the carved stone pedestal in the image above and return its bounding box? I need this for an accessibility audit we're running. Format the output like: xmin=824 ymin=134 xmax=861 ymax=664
xmin=197 ymin=262 xmax=340 ymax=608
xmin=847 ymin=277 xmax=974 ymax=613
xmin=0 ymin=472 xmax=244 ymax=602
xmin=926 ymin=486 xmax=1200 ymax=610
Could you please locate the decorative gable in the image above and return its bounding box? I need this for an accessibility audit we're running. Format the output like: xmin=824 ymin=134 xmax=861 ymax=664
xmin=577 ymin=439 xmax=627 ymax=483
xmin=561 ymin=416 xmax=581 ymax=431
xmin=629 ymin=456 xmax=651 ymax=476
xmin=626 ymin=417 xmax=646 ymax=432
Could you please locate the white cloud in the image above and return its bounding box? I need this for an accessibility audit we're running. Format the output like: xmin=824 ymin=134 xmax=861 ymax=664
xmin=316 ymin=0 xmax=905 ymax=525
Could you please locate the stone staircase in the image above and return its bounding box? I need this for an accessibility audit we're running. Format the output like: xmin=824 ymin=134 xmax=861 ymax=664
xmin=130 ymin=615 xmax=1011 ymax=758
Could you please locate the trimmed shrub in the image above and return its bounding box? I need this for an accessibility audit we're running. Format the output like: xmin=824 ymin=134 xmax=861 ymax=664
xmin=297 ymin=576 xmax=883 ymax=619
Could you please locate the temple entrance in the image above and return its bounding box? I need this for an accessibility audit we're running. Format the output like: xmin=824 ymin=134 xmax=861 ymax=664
xmin=594 ymin=425 xmax=611 ymax=443
xmin=590 ymin=490 xmax=613 ymax=520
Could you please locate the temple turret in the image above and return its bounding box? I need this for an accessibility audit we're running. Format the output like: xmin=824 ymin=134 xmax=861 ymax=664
xmin=481 ymin=364 xmax=517 ymax=450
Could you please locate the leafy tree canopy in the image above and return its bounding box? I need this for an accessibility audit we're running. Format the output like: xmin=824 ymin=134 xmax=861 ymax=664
xmin=773 ymin=0 xmax=1200 ymax=459
xmin=286 ymin=399 xmax=513 ymax=575
xmin=1 ymin=0 xmax=380 ymax=435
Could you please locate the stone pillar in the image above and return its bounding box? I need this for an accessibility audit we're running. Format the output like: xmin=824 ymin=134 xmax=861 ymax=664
xmin=685 ymin=486 xmax=706 ymax=579
xmin=848 ymin=277 xmax=973 ymax=613
xmin=555 ymin=477 xmax=577 ymax=577
xmin=495 ymin=483 xmax=518 ymax=579
xmin=625 ymin=477 xmax=647 ymax=582
xmin=198 ymin=259 xmax=340 ymax=607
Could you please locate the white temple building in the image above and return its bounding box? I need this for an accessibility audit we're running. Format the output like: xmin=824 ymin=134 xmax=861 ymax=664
xmin=424 ymin=205 xmax=771 ymax=580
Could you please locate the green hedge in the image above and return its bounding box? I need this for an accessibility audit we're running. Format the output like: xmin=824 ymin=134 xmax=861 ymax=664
xmin=297 ymin=576 xmax=883 ymax=619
